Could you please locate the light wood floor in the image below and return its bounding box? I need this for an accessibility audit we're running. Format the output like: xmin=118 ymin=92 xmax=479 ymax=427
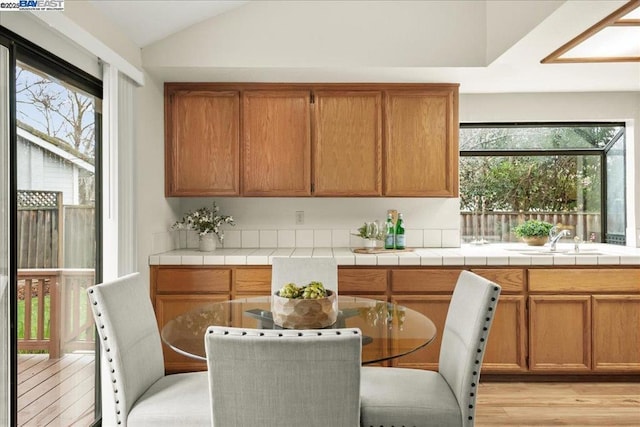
xmin=18 ymin=353 xmax=95 ymax=426
xmin=15 ymin=358 xmax=640 ymax=427
xmin=475 ymin=382 xmax=640 ymax=426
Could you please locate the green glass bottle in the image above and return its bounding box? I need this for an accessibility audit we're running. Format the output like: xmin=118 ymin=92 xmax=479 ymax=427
xmin=395 ymin=213 xmax=406 ymax=249
xmin=384 ymin=213 xmax=395 ymax=249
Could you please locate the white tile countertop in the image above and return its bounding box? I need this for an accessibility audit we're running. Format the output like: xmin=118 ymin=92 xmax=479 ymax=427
xmin=149 ymin=243 xmax=640 ymax=266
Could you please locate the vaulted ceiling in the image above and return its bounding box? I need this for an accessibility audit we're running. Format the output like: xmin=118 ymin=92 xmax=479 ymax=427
xmin=88 ymin=0 xmax=639 ymax=93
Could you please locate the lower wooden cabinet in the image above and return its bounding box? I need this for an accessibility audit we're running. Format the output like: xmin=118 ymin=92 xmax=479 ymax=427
xmin=234 ymin=267 xmax=271 ymax=296
xmin=150 ymin=265 xmax=640 ymax=376
xmin=592 ymin=295 xmax=640 ymax=372
xmin=483 ymin=296 xmax=527 ymax=372
xmin=389 ymin=295 xmax=451 ymax=370
xmin=338 ymin=268 xmax=387 ymax=296
xmin=528 ymin=268 xmax=640 ymax=374
xmin=471 ymin=268 xmax=527 ymax=373
xmin=529 ymin=295 xmax=591 ymax=372
xmin=155 ymin=294 xmax=229 ymax=373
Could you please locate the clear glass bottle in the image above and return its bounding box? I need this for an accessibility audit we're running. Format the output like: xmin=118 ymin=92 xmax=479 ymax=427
xmin=384 ymin=213 xmax=395 ymax=249
xmin=395 ymin=213 xmax=406 ymax=249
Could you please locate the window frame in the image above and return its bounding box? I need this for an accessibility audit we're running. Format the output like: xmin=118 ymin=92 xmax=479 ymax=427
xmin=460 ymin=121 xmax=626 ymax=244
xmin=1 ymin=25 xmax=103 ymax=426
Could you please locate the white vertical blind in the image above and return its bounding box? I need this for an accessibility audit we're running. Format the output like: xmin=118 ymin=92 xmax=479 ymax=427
xmin=102 ymin=65 xmax=139 ymax=279
xmin=0 ymin=44 xmax=11 ymax=426
xmin=117 ymin=72 xmax=137 ymax=276
xmin=102 ymin=64 xmax=119 ymax=281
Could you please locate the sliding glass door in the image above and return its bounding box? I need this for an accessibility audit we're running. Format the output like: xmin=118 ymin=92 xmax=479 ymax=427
xmin=1 ymin=27 xmax=102 ymax=425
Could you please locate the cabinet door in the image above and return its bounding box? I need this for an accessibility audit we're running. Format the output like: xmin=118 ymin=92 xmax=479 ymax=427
xmin=156 ymin=267 xmax=231 ymax=294
xmin=390 ymin=295 xmax=451 ymax=370
xmin=165 ymin=89 xmax=240 ymax=196
xmin=471 ymin=268 xmax=524 ymax=293
xmin=384 ymin=88 xmax=458 ymax=197
xmin=529 ymin=295 xmax=591 ymax=372
xmin=391 ymin=269 xmax=461 ymax=293
xmin=243 ymin=90 xmax=311 ymax=196
xmin=234 ymin=267 xmax=272 ymax=297
xmin=155 ymin=295 xmax=229 ymax=374
xmin=482 ymin=296 xmax=527 ymax=372
xmin=338 ymin=268 xmax=387 ymax=296
xmin=592 ymin=295 xmax=640 ymax=372
xmin=313 ymin=91 xmax=382 ymax=196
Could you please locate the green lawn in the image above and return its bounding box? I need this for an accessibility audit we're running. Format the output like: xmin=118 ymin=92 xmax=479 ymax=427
xmin=17 ymin=296 xmax=50 ymax=339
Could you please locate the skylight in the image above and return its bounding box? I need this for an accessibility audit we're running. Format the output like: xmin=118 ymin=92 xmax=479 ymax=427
xmin=542 ymin=0 xmax=640 ymax=63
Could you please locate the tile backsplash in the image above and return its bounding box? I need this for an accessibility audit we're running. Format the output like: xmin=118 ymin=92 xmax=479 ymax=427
xmin=153 ymin=197 xmax=462 ymax=253
xmin=160 ymin=227 xmax=460 ymax=252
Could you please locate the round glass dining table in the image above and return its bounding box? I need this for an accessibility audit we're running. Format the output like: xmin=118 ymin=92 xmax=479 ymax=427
xmin=161 ymin=295 xmax=437 ymax=365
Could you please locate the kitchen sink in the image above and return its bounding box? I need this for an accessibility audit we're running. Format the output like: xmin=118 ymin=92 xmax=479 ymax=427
xmin=506 ymin=248 xmax=567 ymax=255
xmin=558 ymin=251 xmax=604 ymax=256
xmin=508 ymin=249 xmax=604 ymax=256
xmin=505 ymin=248 xmax=555 ymax=252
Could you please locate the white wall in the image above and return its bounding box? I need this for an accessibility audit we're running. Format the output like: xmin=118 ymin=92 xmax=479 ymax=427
xmin=143 ymin=1 xmax=488 ymax=69
xmin=460 ymin=92 xmax=640 ymax=247
xmin=135 ymin=72 xmax=181 ymax=285
xmin=61 ymin=1 xmax=142 ymax=70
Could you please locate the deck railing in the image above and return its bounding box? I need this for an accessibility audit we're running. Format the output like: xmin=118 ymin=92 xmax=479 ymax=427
xmin=18 ymin=268 xmax=95 ymax=358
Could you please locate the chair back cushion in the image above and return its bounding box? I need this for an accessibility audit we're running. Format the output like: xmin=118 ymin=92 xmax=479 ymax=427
xmin=205 ymin=326 xmax=361 ymax=427
xmin=271 ymin=257 xmax=338 ymax=295
xmin=87 ymin=272 xmax=165 ymax=425
xmin=438 ymin=270 xmax=501 ymax=426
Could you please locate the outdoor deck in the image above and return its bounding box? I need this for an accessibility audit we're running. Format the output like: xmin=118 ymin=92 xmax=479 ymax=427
xmin=18 ymin=353 xmax=95 ymax=426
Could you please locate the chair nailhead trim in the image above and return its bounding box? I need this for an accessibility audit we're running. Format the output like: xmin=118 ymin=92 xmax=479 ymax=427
xmin=209 ymin=328 xmax=361 ymax=339
xmin=88 ymin=290 xmax=124 ymax=425
xmin=465 ymin=283 xmax=501 ymax=424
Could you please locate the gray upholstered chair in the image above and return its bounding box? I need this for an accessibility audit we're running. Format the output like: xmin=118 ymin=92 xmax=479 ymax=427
xmin=204 ymin=326 xmax=362 ymax=427
xmin=360 ymin=270 xmax=501 ymax=427
xmin=271 ymin=257 xmax=338 ymax=295
xmin=87 ymin=273 xmax=210 ymax=426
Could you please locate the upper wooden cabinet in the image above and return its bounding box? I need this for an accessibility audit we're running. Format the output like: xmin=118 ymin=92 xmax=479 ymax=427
xmin=384 ymin=88 xmax=459 ymax=197
xmin=243 ymin=90 xmax=311 ymax=196
xmin=312 ymin=91 xmax=382 ymax=196
xmin=165 ymin=88 xmax=240 ymax=196
xmin=164 ymin=83 xmax=459 ymax=197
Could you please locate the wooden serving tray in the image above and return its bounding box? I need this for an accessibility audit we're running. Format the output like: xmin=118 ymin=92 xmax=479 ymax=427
xmin=352 ymin=248 xmax=415 ymax=254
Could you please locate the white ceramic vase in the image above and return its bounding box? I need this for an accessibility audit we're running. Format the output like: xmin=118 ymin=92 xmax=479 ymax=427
xmin=198 ymin=234 xmax=217 ymax=252
xmin=364 ymin=238 xmax=377 ymax=249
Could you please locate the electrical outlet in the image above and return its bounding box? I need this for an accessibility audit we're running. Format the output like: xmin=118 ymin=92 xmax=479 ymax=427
xmin=295 ymin=211 xmax=304 ymax=225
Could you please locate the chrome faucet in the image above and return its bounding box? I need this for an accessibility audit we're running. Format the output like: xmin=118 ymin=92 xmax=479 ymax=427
xmin=548 ymin=226 xmax=571 ymax=252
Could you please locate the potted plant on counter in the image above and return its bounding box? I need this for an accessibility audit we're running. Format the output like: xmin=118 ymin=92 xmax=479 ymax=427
xmin=513 ymin=219 xmax=554 ymax=246
xmin=171 ymin=201 xmax=235 ymax=251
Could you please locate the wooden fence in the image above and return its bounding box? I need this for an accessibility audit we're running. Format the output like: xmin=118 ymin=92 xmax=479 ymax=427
xmin=17 ymin=191 xmax=61 ymax=269
xmin=63 ymin=206 xmax=95 ymax=268
xmin=17 ymin=269 xmax=95 ymax=358
xmin=17 ymin=190 xmax=95 ymax=269
xmin=461 ymin=211 xmax=601 ymax=243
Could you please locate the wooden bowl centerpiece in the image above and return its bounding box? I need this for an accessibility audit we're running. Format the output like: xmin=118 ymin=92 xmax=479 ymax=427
xmin=272 ymin=282 xmax=338 ymax=329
